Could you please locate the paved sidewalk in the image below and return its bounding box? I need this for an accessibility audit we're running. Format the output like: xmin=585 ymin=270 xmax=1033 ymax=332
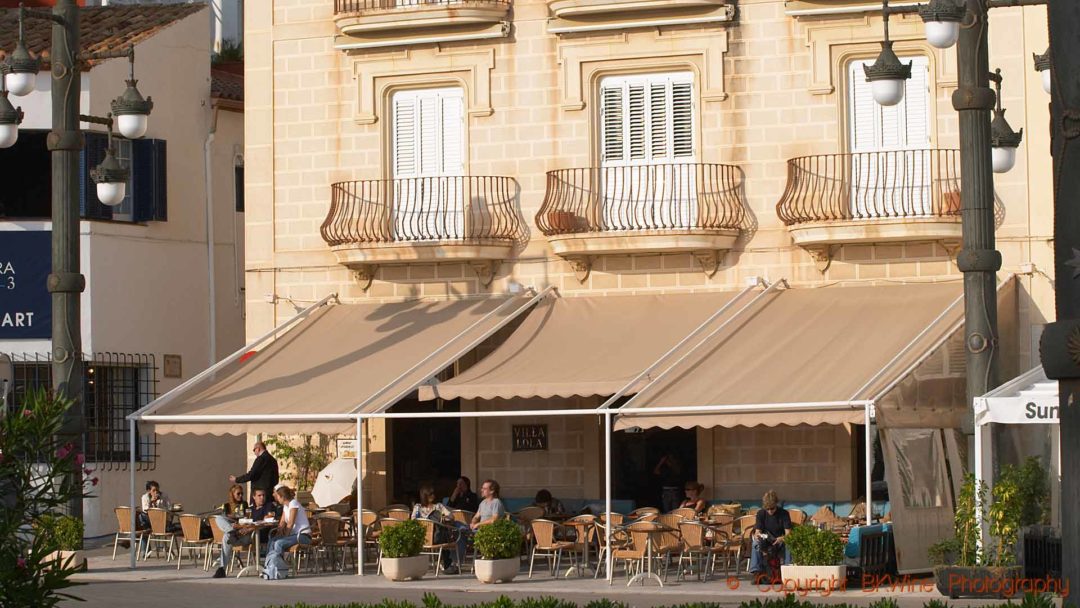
xmin=63 ymin=547 xmax=1003 ymax=608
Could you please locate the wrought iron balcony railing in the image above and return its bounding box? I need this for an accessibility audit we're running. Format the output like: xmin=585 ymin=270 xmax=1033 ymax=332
xmin=320 ymin=176 xmax=525 ymax=247
xmin=334 ymin=0 xmax=510 ymax=13
xmin=537 ymin=163 xmax=745 ymax=236
xmin=776 ymin=149 xmax=965 ymax=226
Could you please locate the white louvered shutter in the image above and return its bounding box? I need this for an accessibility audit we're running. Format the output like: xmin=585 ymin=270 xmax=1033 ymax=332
xmin=391 ymin=87 xmax=465 ymax=240
xmin=598 ymin=72 xmax=696 ymax=229
xmin=848 ymin=56 xmax=932 ymax=217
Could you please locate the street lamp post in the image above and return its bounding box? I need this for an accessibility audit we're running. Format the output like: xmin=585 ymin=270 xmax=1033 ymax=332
xmin=1 ymin=0 xmax=152 ymax=520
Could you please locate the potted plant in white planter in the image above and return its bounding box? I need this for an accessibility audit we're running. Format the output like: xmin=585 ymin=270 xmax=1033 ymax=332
xmin=780 ymin=524 xmax=846 ymax=590
xmin=38 ymin=513 xmax=86 ymax=572
xmin=472 ymin=518 xmax=523 ymax=583
xmin=378 ymin=519 xmax=427 ymax=581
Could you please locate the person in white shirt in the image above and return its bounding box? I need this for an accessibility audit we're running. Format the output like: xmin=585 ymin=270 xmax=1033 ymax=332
xmin=264 ymin=485 xmax=311 ymax=577
xmin=137 ymin=480 xmax=171 ymax=529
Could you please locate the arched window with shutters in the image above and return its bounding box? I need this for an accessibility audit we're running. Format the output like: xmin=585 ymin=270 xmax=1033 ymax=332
xmin=597 ymin=72 xmax=697 ymax=230
xmin=847 ymin=55 xmax=932 ymax=218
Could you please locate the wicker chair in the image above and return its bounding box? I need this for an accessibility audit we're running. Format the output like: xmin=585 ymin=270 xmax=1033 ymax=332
xmin=669 ymin=508 xmax=697 ymax=520
xmin=311 ymin=516 xmax=343 ymax=573
xmin=450 ymin=509 xmax=474 ymax=526
xmin=628 ymin=507 xmax=659 ymax=519
xmin=787 ymin=509 xmax=807 ymax=526
xmin=419 ymin=519 xmax=459 ymax=577
xmin=592 ymin=521 xmax=629 ymax=579
xmin=611 ymin=521 xmax=658 ymax=581
xmin=734 ymin=514 xmax=757 ymax=535
xmin=175 ymin=514 xmax=214 ymax=570
xmin=383 ymin=508 xmax=411 ymax=522
xmin=205 ymin=516 xmax=251 ymax=574
xmin=528 ymin=519 xmax=576 ymax=578
xmin=515 ymin=506 xmax=545 ymax=524
xmin=112 ymin=506 xmax=149 ymax=560
xmin=564 ymin=514 xmax=596 ymax=575
xmin=677 ymin=520 xmax=723 ymax=581
xmin=143 ymin=508 xmax=177 ymax=561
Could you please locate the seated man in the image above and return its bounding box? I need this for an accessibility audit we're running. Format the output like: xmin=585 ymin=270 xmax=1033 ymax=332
xmin=138 ymin=480 xmax=171 ymax=530
xmin=530 ymin=489 xmax=565 ymax=517
xmin=212 ymin=487 xmax=277 ymax=578
xmin=470 ymin=479 xmax=506 ymax=530
xmin=749 ymin=489 xmax=792 ymax=578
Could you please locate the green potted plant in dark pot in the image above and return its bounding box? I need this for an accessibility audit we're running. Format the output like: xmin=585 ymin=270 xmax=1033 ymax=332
xmin=932 ymin=460 xmax=1048 ymax=599
xmin=472 ymin=518 xmax=523 ymax=583
xmin=378 ymin=519 xmax=427 ymax=581
xmin=780 ymin=524 xmax=846 ymax=590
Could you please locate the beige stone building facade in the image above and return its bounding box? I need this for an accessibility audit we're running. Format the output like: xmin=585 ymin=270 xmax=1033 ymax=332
xmin=237 ymin=0 xmax=1055 ymax=568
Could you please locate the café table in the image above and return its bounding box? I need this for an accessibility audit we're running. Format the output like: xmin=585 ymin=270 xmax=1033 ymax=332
xmin=560 ymin=518 xmax=594 ymax=578
xmin=234 ymin=519 xmax=279 ymax=578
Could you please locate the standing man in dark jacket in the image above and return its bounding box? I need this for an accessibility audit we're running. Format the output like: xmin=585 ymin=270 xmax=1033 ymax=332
xmin=229 ymin=441 xmax=279 ymax=505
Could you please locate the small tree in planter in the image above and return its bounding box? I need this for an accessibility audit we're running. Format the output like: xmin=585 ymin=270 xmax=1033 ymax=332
xmin=780 ymin=525 xmax=846 ymax=590
xmin=36 ymin=514 xmax=86 ymax=571
xmin=379 ymin=519 xmax=427 ymax=581
xmin=472 ymin=518 xmax=523 ymax=583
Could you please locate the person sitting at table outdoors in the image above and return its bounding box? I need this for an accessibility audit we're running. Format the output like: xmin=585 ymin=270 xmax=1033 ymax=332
xmin=413 ymin=483 xmax=465 ymax=574
xmin=262 ymin=485 xmax=311 ymax=580
xmin=228 ymin=441 xmax=279 ymax=506
xmin=530 ymin=489 xmax=565 ymax=517
xmin=749 ymin=489 xmax=792 ymax=578
xmin=680 ymin=482 xmax=707 ymax=515
xmin=470 ymin=479 xmax=507 ymax=529
xmin=448 ymin=475 xmax=479 ymax=512
xmin=212 ymin=487 xmax=278 ymax=578
xmin=138 ymin=480 xmax=171 ymax=529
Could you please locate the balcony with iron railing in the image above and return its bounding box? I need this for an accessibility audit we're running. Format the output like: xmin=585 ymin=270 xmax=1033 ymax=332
xmin=537 ymin=163 xmax=745 ymax=276
xmin=321 ymin=176 xmax=526 ymax=283
xmin=333 ymin=0 xmax=511 ymax=46
xmin=545 ymin=0 xmax=733 ymax=34
xmin=775 ymin=148 xmax=986 ymax=258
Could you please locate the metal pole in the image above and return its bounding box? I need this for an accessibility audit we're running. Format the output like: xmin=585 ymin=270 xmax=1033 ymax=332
xmin=129 ymin=419 xmax=137 ymax=568
xmin=604 ymin=410 xmax=612 ymax=585
xmin=955 ymin=0 xmax=1001 ymax=436
xmin=49 ymin=0 xmax=85 ymax=521
xmin=864 ymin=404 xmax=873 ymax=527
xmin=356 ymin=416 xmax=364 ymax=576
xmin=1042 ymin=0 xmax=1080 ymax=593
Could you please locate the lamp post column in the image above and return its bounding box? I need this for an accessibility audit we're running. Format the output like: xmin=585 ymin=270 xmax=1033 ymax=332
xmin=955 ymin=0 xmax=1001 ymax=431
xmin=46 ymin=0 xmax=85 ymax=519
xmin=1043 ymin=0 xmax=1080 ymax=594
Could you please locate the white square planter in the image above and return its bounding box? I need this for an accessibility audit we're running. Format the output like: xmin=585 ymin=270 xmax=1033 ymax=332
xmin=380 ymin=555 xmax=428 ymax=581
xmin=474 ymin=558 xmax=519 ymax=583
xmin=780 ymin=565 xmax=846 ymax=590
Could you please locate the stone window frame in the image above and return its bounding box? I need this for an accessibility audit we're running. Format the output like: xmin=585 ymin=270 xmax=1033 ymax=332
xmin=380 ymin=78 xmax=472 ymax=180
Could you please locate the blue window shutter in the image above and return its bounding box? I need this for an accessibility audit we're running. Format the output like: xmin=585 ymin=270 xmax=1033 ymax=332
xmin=80 ymin=132 xmax=112 ymax=221
xmin=132 ymin=139 xmax=154 ymax=222
xmin=153 ymin=139 xmax=167 ymax=221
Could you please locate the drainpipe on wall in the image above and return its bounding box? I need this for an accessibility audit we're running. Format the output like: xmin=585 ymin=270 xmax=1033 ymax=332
xmin=204 ymin=105 xmax=219 ymax=366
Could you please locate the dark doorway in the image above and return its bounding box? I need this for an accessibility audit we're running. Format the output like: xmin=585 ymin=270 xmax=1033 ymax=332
xmin=389 ymin=397 xmax=461 ymax=506
xmin=612 ymin=427 xmax=696 ymax=510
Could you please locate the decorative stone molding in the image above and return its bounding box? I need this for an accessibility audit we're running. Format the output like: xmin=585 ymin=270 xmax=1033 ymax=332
xmin=799 ymin=13 xmax=956 ymax=95
xmin=693 ymin=250 xmax=723 ymax=278
xmin=804 ymin=245 xmax=834 ymax=273
xmin=547 ymin=1 xmax=734 ymax=34
xmin=352 ymin=265 xmax=377 ymax=291
xmin=556 ymin=28 xmax=728 ymax=111
xmin=469 ymin=260 xmax=499 ymax=287
xmin=350 ymin=47 xmax=495 ymax=125
xmin=566 ymin=256 xmax=593 ymax=283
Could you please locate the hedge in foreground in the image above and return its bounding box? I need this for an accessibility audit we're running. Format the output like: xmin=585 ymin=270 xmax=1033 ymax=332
xmin=267 ymin=592 xmax=1058 ymax=608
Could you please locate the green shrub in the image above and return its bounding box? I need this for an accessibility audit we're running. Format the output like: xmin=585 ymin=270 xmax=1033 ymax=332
xmin=378 ymin=519 xmax=424 ymax=558
xmin=35 ymin=514 xmax=84 ymax=552
xmin=987 ymin=458 xmax=1050 ymax=566
xmin=868 ymin=599 xmax=899 ymax=608
xmin=922 ymin=601 xmax=950 ymax=608
xmin=473 ymin=518 xmax=523 ymax=560
xmin=784 ymin=525 xmax=843 ymax=566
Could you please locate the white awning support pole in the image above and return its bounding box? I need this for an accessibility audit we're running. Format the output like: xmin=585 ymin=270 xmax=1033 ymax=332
xmin=616 ymin=279 xmax=787 ymax=412
xmin=865 ymin=403 xmax=874 ymax=527
xmin=596 ymin=282 xmax=762 ymax=411
xmin=348 ymin=286 xmax=555 ymax=416
xmin=973 ymin=404 xmax=990 ymax=552
xmin=356 ymin=415 xmax=364 ymax=576
xmin=604 ymin=409 xmax=613 ymax=585
xmin=130 ymin=293 xmax=337 ymax=421
xmin=129 ymin=419 xmax=137 ymax=569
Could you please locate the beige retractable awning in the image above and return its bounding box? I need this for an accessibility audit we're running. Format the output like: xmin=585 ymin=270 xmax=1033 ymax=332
xmin=615 ymin=282 xmax=966 ymax=430
xmin=418 ymin=291 xmax=741 ymax=402
xmin=141 ymin=295 xmax=533 ymax=435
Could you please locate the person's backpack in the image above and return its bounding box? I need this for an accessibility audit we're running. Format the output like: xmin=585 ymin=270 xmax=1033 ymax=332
xmin=263 ymin=553 xmax=289 ymax=580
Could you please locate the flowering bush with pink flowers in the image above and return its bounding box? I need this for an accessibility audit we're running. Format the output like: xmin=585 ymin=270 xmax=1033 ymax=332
xmin=1 ymin=389 xmax=95 ymax=607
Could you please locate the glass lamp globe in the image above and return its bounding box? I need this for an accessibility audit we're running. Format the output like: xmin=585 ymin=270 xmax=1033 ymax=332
xmin=872 ymin=78 xmax=906 ymax=106
xmin=924 ymin=21 xmax=960 ymax=49
xmin=0 ymin=123 xmax=18 ymax=148
xmin=991 ymin=146 xmax=1016 ymax=174
xmin=97 ymin=180 xmax=127 ymax=206
xmin=117 ymin=113 xmax=148 ymax=139
xmin=1041 ymin=69 xmax=1052 ymax=95
xmin=5 ymin=71 xmax=35 ymax=97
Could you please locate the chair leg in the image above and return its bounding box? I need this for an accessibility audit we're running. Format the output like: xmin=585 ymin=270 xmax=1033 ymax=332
xmin=528 ymin=547 xmax=537 ymax=578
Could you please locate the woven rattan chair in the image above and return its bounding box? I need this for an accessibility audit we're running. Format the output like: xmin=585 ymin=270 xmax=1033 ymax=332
xmin=528 ymin=519 xmax=575 ymax=578
xmin=419 ymin=519 xmax=458 ymax=577
xmin=787 ymin=509 xmax=807 ymax=526
xmin=734 ymin=514 xmax=757 ymax=535
xmin=112 ymin=506 xmax=148 ymax=560
xmin=677 ymin=520 xmax=718 ymax=581
xmin=670 ymin=508 xmax=697 ymax=520
xmin=564 ymin=514 xmax=596 ymax=575
xmin=628 ymin=507 xmax=659 ymax=519
xmin=611 ymin=521 xmax=658 ymax=581
xmin=383 ymin=508 xmax=411 ymax=522
xmin=450 ymin=509 xmax=473 ymax=525
xmin=143 ymin=508 xmax=177 ymax=561
xmin=175 ymin=514 xmax=213 ymax=570
xmin=312 ymin=516 xmax=343 ymax=573
xmin=592 ymin=521 xmax=629 ymax=579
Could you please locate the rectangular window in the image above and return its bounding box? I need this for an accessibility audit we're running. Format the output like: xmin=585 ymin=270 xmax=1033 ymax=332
xmin=234 ymin=163 xmax=245 ymax=213
xmin=598 ymin=72 xmax=697 ymax=229
xmin=390 ymin=87 xmax=465 ymax=240
xmin=847 ymin=56 xmax=932 ymax=216
xmin=80 ymin=132 xmax=168 ymax=223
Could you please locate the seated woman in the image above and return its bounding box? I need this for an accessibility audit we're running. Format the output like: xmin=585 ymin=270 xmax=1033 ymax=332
xmin=412 ymin=484 xmax=463 ymax=575
xmin=220 ymin=484 xmax=248 ymax=519
xmin=680 ymin=482 xmax=707 ymax=515
xmin=531 ymin=489 xmax=565 ymax=517
xmin=263 ymin=486 xmax=311 ymax=580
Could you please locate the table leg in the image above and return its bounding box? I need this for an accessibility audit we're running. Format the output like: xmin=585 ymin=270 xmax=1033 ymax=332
xmin=235 ymin=530 xmax=261 ymax=578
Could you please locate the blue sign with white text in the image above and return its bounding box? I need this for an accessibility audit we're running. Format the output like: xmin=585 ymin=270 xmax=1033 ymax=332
xmin=0 ymin=231 xmax=52 ymax=339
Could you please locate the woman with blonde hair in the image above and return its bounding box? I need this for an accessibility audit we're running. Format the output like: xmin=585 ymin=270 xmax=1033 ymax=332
xmin=221 ymin=483 xmax=247 ymax=518
xmin=679 ymin=481 xmax=707 ymax=515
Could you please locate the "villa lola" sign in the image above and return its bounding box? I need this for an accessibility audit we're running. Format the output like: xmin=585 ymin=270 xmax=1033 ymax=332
xmin=512 ymin=424 xmax=548 ymax=451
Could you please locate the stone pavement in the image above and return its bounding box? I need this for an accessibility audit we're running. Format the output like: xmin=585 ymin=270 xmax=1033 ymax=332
xmin=62 ymin=546 xmax=1007 ymax=608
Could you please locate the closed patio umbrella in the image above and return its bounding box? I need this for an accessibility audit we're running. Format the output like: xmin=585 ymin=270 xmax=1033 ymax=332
xmin=311 ymin=458 xmax=356 ymax=508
